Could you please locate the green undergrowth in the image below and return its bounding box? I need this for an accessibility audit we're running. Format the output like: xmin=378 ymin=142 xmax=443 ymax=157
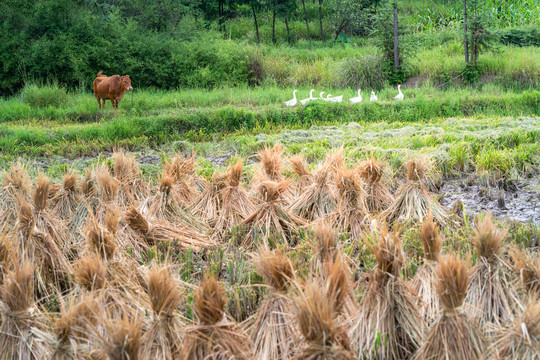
xmin=0 ymin=86 xmax=538 ymax=160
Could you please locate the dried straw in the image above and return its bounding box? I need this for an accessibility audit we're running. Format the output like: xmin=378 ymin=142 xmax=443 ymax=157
xmin=410 ymin=214 xmax=444 ymax=323
xmin=465 ymin=213 xmax=515 ymax=327
xmin=0 ymin=263 xmax=51 ymax=359
xmin=358 ymin=157 xmax=394 ymax=213
xmin=50 ymin=172 xmax=82 ymax=221
xmin=258 ymin=143 xmax=285 ymax=182
xmin=213 ymin=160 xmax=256 ymax=241
xmin=289 ymin=162 xmax=336 ymax=222
xmin=483 ymin=300 xmax=540 ymax=360
xmin=383 ymin=157 xmax=449 ymax=226
xmin=163 ymin=155 xmax=201 ymax=207
xmin=241 ymin=180 xmax=305 ymax=246
xmin=290 ymin=155 xmax=313 ymax=196
xmin=249 ymin=248 xmax=300 ymax=360
xmin=124 ymin=206 xmax=214 ymax=251
xmin=141 ymin=264 xmax=184 ymax=360
xmin=191 ymin=171 xmax=227 ymax=223
xmin=325 ymin=167 xmax=369 ymax=239
xmin=509 ymin=247 xmax=540 ymax=300
xmin=13 ymin=197 xmax=72 ymax=296
xmin=292 ymin=280 xmax=354 ymax=360
xmin=413 ymin=255 xmax=486 ymax=360
xmin=112 ymin=150 xmax=149 ymax=207
xmin=181 ymin=275 xmax=254 ymax=360
xmin=349 ymin=228 xmax=424 ymax=359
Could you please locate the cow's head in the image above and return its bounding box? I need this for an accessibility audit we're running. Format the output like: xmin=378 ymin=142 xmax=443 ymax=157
xmin=122 ymin=75 xmax=133 ymax=91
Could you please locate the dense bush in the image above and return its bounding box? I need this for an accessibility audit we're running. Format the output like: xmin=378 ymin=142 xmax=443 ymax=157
xmin=496 ymin=27 xmax=540 ymax=47
xmin=20 ymin=83 xmax=68 ymax=108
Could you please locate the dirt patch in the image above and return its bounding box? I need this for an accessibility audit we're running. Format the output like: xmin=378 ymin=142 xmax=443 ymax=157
xmin=440 ymin=175 xmax=540 ymax=224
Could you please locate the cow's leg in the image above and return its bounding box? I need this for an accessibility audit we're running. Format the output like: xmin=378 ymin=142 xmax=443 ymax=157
xmin=96 ymin=96 xmax=101 ymax=110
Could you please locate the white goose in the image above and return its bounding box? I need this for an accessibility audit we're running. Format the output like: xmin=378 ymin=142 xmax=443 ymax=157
xmin=395 ymin=84 xmax=404 ymax=101
xmin=370 ymin=91 xmax=378 ymax=102
xmin=300 ymin=89 xmax=316 ymax=105
xmin=284 ymin=90 xmax=298 ymax=107
xmin=323 ymin=94 xmax=333 ymax=102
xmin=349 ymin=89 xmax=362 ymax=103
xmin=319 ymin=91 xmax=326 ymax=100
xmin=330 ymin=94 xmax=343 ymax=102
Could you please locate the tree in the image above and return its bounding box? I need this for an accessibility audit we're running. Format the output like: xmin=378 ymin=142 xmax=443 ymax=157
xmin=327 ymin=0 xmax=376 ymax=41
xmin=276 ymin=0 xmax=296 ymax=44
xmin=301 ymin=0 xmax=311 ymax=44
xmin=318 ymin=0 xmax=324 ymax=43
xmin=467 ymin=0 xmax=497 ymax=64
xmin=464 ymin=0 xmax=469 ymax=63
xmin=393 ymin=0 xmax=399 ymax=71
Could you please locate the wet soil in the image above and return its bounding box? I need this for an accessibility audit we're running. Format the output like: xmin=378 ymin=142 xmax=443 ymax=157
xmin=439 ymin=175 xmax=540 ymax=224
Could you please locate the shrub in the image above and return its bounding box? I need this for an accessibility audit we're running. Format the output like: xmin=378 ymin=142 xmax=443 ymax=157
xmin=20 ymin=83 xmax=68 ymax=108
xmin=496 ymin=27 xmax=540 ymax=47
xmin=338 ymin=54 xmax=387 ymax=90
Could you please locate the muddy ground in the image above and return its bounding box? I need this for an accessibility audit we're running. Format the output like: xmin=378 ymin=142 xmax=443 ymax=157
xmin=439 ymin=175 xmax=540 ymax=224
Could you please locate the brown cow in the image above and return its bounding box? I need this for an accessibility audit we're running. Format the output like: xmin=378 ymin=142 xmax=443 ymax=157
xmin=93 ymin=71 xmax=133 ymax=109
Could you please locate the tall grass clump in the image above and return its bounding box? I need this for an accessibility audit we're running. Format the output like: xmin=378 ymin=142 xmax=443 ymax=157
xmin=338 ymin=54 xmax=387 ymax=90
xmin=20 ymin=83 xmax=67 ymax=108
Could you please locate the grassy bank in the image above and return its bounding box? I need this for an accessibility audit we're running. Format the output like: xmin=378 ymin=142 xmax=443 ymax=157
xmin=0 ymin=86 xmax=538 ymax=160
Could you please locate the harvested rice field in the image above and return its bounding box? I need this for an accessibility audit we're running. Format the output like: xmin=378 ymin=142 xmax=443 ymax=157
xmin=0 ymin=109 xmax=539 ymax=358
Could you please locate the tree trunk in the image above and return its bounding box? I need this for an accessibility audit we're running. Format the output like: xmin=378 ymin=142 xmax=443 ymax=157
xmin=252 ymin=4 xmax=260 ymax=46
xmin=301 ymin=0 xmax=311 ymax=44
xmin=285 ymin=17 xmax=291 ymax=45
xmin=272 ymin=1 xmax=276 ymax=44
xmin=464 ymin=0 xmax=469 ymax=63
xmin=318 ymin=0 xmax=324 ymax=43
xmin=218 ymin=0 xmax=223 ymax=33
xmin=393 ymin=0 xmax=400 ymax=71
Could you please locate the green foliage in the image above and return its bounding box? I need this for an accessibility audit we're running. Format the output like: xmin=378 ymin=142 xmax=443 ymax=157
xmin=338 ymin=54 xmax=388 ymax=90
xmin=496 ymin=27 xmax=540 ymax=47
xmin=20 ymin=83 xmax=67 ymax=108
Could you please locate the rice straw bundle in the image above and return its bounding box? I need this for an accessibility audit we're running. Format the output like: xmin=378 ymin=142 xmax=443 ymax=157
xmin=191 ymin=171 xmax=227 ymax=223
xmin=257 ymin=143 xmax=285 ymax=182
xmin=383 ymin=157 xmax=449 ymax=226
xmin=181 ymin=274 xmax=254 ymax=360
xmin=30 ymin=174 xmax=71 ymax=254
xmin=13 ymin=198 xmax=71 ymax=296
xmin=213 ymin=160 xmax=256 ymax=242
xmin=50 ymin=172 xmax=81 ymax=221
xmin=163 ymin=155 xmax=201 ymax=206
xmin=323 ymin=252 xmax=356 ymax=320
xmin=310 ymin=222 xmax=340 ymax=274
xmin=145 ymin=173 xmax=208 ymax=234
xmin=80 ymin=218 xmax=150 ymax=315
xmin=44 ymin=294 xmax=101 ymax=360
xmin=112 ymin=150 xmax=149 ymax=207
xmin=292 ymin=280 xmax=354 ymax=360
xmin=483 ymin=300 xmax=540 ymax=359
xmin=358 ymin=157 xmax=393 ymax=213
xmin=95 ymin=164 xmax=120 ymax=206
xmin=413 ymin=255 xmax=486 ymax=360
xmin=410 ymin=214 xmax=444 ymax=323
xmin=249 ymin=248 xmax=300 ymax=360
xmin=0 ymin=163 xmax=32 ymax=231
xmin=124 ymin=206 xmax=214 ymax=251
xmin=289 ymin=162 xmax=336 ymax=222
xmin=0 ymin=263 xmax=51 ymax=359
xmin=100 ymin=314 xmax=142 ymax=360
xmin=73 ymin=255 xmax=144 ymax=318
xmin=141 ymin=264 xmax=184 ymax=360
xmin=241 ymin=180 xmax=305 ymax=246
xmin=326 ymin=167 xmax=369 ymax=239
xmin=68 ymin=169 xmax=99 ymax=244
xmin=349 ymin=227 xmax=424 ymax=359
xmin=290 ymin=155 xmax=313 ymax=197
xmin=509 ymin=247 xmax=540 ymax=300
xmin=465 ymin=213 xmax=515 ymax=326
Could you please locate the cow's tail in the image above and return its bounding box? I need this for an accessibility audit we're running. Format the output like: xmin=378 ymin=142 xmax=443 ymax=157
xmin=97 ymin=70 xmax=106 ymax=77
